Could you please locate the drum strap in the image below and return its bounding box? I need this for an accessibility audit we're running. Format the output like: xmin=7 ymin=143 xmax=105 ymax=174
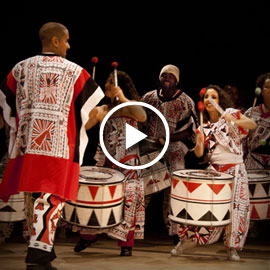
xmin=111 ymin=154 xmax=139 ymax=169
xmin=212 ymin=163 xmax=236 ymax=172
xmin=250 ymin=153 xmax=269 ymax=169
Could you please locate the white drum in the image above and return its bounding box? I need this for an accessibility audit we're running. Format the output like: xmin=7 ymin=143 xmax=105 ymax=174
xmin=0 ymin=168 xmax=25 ymax=222
xmin=63 ymin=166 xmax=125 ymax=229
xmin=169 ymin=169 xmax=233 ymax=227
xmin=140 ymin=151 xmax=170 ymax=195
xmin=247 ymin=169 xmax=270 ymax=220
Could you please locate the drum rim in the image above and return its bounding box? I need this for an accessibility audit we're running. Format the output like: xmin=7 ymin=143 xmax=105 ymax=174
xmin=168 ymin=214 xmax=231 ymax=227
xmin=79 ymin=179 xmax=125 ymax=185
xmin=62 ymin=218 xmax=124 ymax=229
xmin=247 ymin=169 xmax=270 ymax=181
xmin=173 ymin=169 xmax=234 ymax=180
xmin=79 ymin=166 xmax=125 ymax=183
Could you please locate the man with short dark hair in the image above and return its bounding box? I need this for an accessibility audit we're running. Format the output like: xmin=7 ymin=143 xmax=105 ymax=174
xmin=0 ymin=22 xmax=104 ymax=270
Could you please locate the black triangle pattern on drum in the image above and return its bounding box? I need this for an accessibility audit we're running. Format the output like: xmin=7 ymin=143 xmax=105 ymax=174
xmin=177 ymin=209 xmax=193 ymax=220
xmin=107 ymin=209 xmax=116 ymax=226
xmin=70 ymin=208 xmax=79 ymax=223
xmin=262 ymin=183 xmax=270 ymax=196
xmin=198 ymin=211 xmax=218 ymax=221
xmin=88 ymin=210 xmax=100 ymax=227
xmin=222 ymin=210 xmax=230 ymax=221
xmin=62 ymin=207 xmax=66 ymax=219
xmin=248 ymin=183 xmax=256 ymax=197
xmin=0 ymin=205 xmax=16 ymax=212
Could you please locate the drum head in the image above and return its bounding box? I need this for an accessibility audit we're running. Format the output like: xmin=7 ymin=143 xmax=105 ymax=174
xmin=79 ymin=166 xmax=125 ymax=185
xmin=247 ymin=169 xmax=270 ymax=182
xmin=173 ymin=169 xmax=234 ymax=180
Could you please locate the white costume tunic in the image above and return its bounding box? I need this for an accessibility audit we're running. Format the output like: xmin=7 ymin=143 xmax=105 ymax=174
xmin=178 ymin=109 xmax=250 ymax=249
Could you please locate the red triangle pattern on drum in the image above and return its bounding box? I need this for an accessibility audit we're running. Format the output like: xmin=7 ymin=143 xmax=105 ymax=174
xmin=229 ymin=183 xmax=233 ymax=190
xmin=109 ymin=185 xmax=117 ymax=199
xmin=172 ymin=178 xmax=179 ymax=189
xmin=88 ymin=186 xmax=99 ymax=200
xmin=207 ymin=184 xmax=225 ymax=195
xmin=183 ymin=181 xmax=202 ymax=193
xmin=250 ymin=205 xmax=260 ymax=219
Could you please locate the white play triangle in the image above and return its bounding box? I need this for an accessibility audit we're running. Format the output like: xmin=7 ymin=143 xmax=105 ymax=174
xmin=125 ymin=123 xmax=147 ymax=149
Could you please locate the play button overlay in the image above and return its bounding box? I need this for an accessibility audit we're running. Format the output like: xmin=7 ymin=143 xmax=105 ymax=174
xmin=99 ymin=101 xmax=170 ymax=170
xmin=126 ymin=123 xmax=147 ymax=149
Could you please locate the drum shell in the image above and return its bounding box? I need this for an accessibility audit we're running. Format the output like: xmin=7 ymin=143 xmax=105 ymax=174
xmin=0 ymin=176 xmax=25 ymax=222
xmin=169 ymin=169 xmax=233 ymax=227
xmin=63 ymin=166 xmax=125 ymax=229
xmin=247 ymin=169 xmax=270 ymax=220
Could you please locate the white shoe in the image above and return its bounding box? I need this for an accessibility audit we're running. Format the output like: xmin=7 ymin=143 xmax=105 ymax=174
xmin=227 ymin=248 xmax=240 ymax=261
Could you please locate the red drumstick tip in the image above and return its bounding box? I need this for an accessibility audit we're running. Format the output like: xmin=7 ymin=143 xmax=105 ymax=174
xmin=91 ymin=56 xmax=98 ymax=64
xmin=198 ymin=101 xmax=204 ymax=112
xmin=111 ymin=61 xmax=119 ymax=67
xmin=199 ymin=87 xmax=206 ymax=97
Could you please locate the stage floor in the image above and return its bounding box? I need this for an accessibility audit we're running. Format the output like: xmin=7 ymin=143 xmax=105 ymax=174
xmin=0 ymin=230 xmax=269 ymax=270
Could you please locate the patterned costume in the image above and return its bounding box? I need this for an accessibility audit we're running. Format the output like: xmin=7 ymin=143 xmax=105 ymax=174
xmin=177 ymin=108 xmax=250 ymax=249
xmin=244 ymin=105 xmax=270 ymax=169
xmin=93 ymin=116 xmax=145 ymax=244
xmin=141 ymin=89 xmax=197 ymax=234
xmin=243 ymin=105 xmax=270 ymax=238
xmin=141 ymin=89 xmax=197 ymax=172
xmin=0 ymin=54 xmax=104 ymax=262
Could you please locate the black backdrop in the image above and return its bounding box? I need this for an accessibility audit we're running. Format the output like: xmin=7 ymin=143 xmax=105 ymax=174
xmin=1 ymin=1 xmax=270 ymax=236
xmin=1 ymin=3 xmax=269 ymax=107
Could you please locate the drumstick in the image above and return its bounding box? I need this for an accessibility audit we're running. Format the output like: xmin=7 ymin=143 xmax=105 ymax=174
xmin=111 ymin=61 xmax=119 ymax=87
xmin=207 ymin=96 xmax=225 ymax=115
xmin=250 ymin=87 xmax=261 ymax=117
xmin=197 ymin=101 xmax=204 ymax=133
xmin=91 ymin=56 xmax=98 ymax=80
xmin=208 ymin=96 xmax=239 ymax=138
xmin=199 ymin=87 xmax=206 ymax=99
xmin=260 ymin=139 xmax=267 ymax=146
xmin=111 ymin=61 xmax=119 ymax=101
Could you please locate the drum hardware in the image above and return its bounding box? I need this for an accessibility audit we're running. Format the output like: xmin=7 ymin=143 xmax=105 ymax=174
xmin=63 ymin=166 xmax=126 ymax=229
xmin=169 ymin=169 xmax=234 ymax=227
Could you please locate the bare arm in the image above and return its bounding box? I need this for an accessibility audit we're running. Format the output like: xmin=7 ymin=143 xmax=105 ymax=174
xmin=223 ymin=113 xmax=257 ymax=130
xmin=112 ymin=86 xmax=147 ymax=122
xmin=85 ymin=107 xmax=99 ymax=130
xmin=194 ymin=132 xmax=205 ymax=158
xmin=85 ymin=105 xmax=109 ymax=130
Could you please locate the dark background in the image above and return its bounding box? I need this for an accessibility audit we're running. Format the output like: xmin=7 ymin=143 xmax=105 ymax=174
xmin=1 ymin=2 xmax=270 ymax=237
xmin=1 ymin=2 xmax=269 ymax=107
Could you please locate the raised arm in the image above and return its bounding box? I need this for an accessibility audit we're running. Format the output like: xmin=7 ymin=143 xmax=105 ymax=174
xmin=112 ymin=86 xmax=147 ymax=122
xmin=85 ymin=105 xmax=108 ymax=130
xmin=223 ymin=113 xmax=257 ymax=130
xmin=194 ymin=131 xmax=205 ymax=158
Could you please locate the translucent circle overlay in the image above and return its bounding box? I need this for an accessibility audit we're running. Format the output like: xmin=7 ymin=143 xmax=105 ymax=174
xmin=99 ymin=101 xmax=170 ymax=170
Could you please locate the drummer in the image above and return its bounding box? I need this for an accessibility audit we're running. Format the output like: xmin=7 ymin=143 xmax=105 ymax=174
xmin=244 ymin=72 xmax=270 ymax=170
xmin=0 ymin=22 xmax=105 ymax=270
xmin=171 ymin=85 xmax=256 ymax=261
xmin=140 ymin=64 xmax=198 ymax=237
xmin=73 ymin=70 xmax=146 ymax=256
xmin=243 ymin=72 xmax=270 ymax=238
